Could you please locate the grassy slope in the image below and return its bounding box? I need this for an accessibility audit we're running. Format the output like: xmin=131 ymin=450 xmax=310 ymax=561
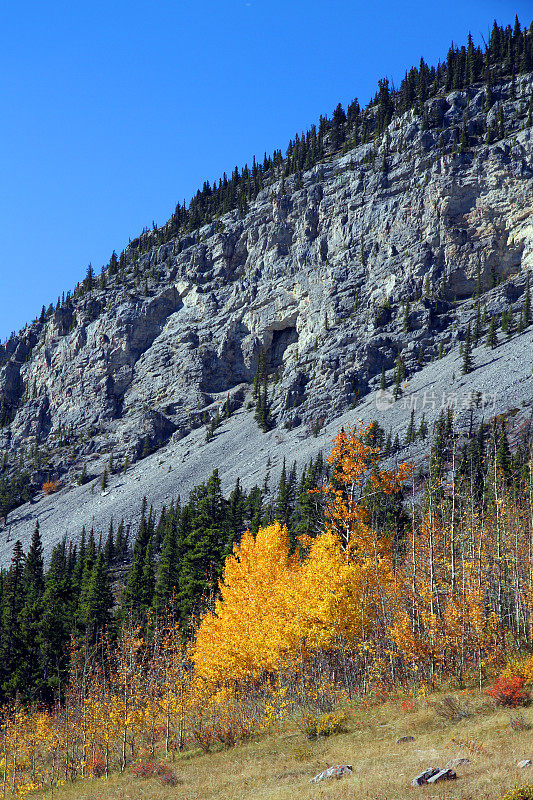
xmin=45 ymin=691 xmax=533 ymax=800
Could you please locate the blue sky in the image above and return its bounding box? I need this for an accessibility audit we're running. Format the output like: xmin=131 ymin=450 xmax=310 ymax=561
xmin=1 ymin=0 xmax=530 ymax=339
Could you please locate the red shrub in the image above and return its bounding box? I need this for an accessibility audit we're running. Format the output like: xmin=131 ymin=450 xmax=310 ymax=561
xmin=401 ymin=698 xmax=415 ymax=712
xmin=132 ymin=761 xmax=158 ymax=779
xmin=487 ymin=674 xmax=530 ymax=707
xmin=42 ymin=480 xmax=59 ymax=495
xmin=87 ymin=756 xmax=106 ymax=777
xmin=132 ymin=761 xmax=177 ymax=785
xmin=158 ymin=766 xmax=178 ymax=786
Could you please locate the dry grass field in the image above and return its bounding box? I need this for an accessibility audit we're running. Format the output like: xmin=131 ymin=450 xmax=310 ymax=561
xmin=40 ymin=690 xmax=533 ymax=800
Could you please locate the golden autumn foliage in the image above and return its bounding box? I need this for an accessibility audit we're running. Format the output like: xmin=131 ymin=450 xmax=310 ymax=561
xmin=322 ymin=423 xmax=412 ymax=554
xmin=0 ymin=423 xmax=530 ymax=798
xmin=194 ymin=424 xmax=412 ymax=688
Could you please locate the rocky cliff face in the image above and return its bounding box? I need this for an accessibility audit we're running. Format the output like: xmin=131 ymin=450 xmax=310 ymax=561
xmin=0 ymin=74 xmax=532 ymax=559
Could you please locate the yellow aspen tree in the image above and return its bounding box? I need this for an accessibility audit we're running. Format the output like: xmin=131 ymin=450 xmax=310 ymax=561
xmin=194 ymin=522 xmax=298 ymax=682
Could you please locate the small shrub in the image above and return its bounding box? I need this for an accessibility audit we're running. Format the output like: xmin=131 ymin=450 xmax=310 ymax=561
xmin=487 ymin=675 xmax=531 ymax=708
xmin=502 ymin=654 xmax=533 ymax=686
xmin=451 ymin=737 xmax=487 ymax=756
xmin=292 ymin=746 xmax=314 ymax=762
xmin=499 ymin=787 xmax=533 ymax=800
xmin=87 ymin=756 xmax=105 ymax=777
xmin=302 ymin=711 xmax=347 ymax=740
xmin=509 ymin=713 xmax=531 ymax=731
xmin=42 ymin=480 xmax=58 ymax=495
xmin=401 ymin=698 xmax=416 ymax=713
xmin=132 ymin=761 xmax=158 ymax=779
xmin=132 ymin=761 xmax=177 ymax=785
xmin=158 ymin=766 xmax=178 ymax=786
xmin=434 ymin=695 xmax=470 ymax=722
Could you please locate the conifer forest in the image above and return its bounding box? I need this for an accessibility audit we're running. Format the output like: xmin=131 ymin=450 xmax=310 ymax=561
xmin=0 ymin=16 xmax=532 ymax=800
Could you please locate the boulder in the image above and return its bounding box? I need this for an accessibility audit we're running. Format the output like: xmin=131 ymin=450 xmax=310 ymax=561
xmin=310 ymin=764 xmax=353 ymax=783
xmin=411 ymin=768 xmax=440 ymax=786
xmin=427 ymin=769 xmax=457 ymax=784
xmin=397 ymin=735 xmax=415 ymax=744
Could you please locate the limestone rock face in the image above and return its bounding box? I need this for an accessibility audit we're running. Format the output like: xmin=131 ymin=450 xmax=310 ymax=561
xmin=0 ymin=74 xmax=532 ymax=547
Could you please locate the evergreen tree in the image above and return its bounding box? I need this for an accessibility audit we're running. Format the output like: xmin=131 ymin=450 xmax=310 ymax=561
xmin=405 ymin=411 xmax=416 ymax=444
xmin=495 ymin=421 xmax=512 ymax=481
xmin=122 ymin=506 xmax=151 ymax=615
xmin=0 ymin=541 xmax=26 ymax=695
xmin=115 ymin=519 xmax=127 ymax=560
xmin=486 ymin=313 xmax=498 ymax=348
xmin=152 ymin=520 xmax=178 ymax=615
xmin=523 ymin=271 xmax=531 ymax=326
xmin=275 ymin=459 xmax=291 ymax=528
xmin=461 ymin=323 xmax=474 ymax=374
xmin=459 ymin=115 xmax=469 ymax=152
xmin=79 ymin=553 xmax=114 ymax=637
xmin=417 ymin=414 xmax=428 ymax=440
xmin=473 ymin=301 xmax=482 ymax=344
xmin=255 ymin=377 xmax=272 ymax=432
xmin=84 ymin=264 xmax=94 ymax=293
xmin=177 ymin=471 xmax=229 ymax=624
xmin=140 ymin=538 xmax=155 ymax=611
xmin=403 ymin=301 xmax=411 ymax=332
xmin=253 ymin=349 xmax=266 ymax=399
xmin=24 ymin=520 xmax=44 ymax=601
xmin=104 ymin=519 xmax=115 ymax=564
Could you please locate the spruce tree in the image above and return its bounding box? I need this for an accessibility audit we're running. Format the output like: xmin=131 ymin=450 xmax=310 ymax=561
xmin=403 ymin=301 xmax=411 ymax=332
xmin=177 ymin=470 xmax=229 ymax=625
xmin=473 ymin=301 xmax=482 ymax=344
xmin=523 ymin=271 xmax=531 ymax=326
xmin=104 ymin=519 xmax=115 ymax=564
xmin=486 ymin=313 xmax=498 ymax=348
xmin=495 ymin=421 xmax=512 ymax=482
xmin=459 ymin=116 xmax=469 ymax=152
xmin=115 ymin=519 xmax=127 ymax=560
xmin=140 ymin=538 xmax=155 ymax=610
xmin=152 ymin=522 xmax=178 ymax=615
xmin=255 ymin=377 xmax=272 ymax=432
xmin=79 ymin=553 xmax=113 ymax=637
xmin=405 ymin=411 xmax=416 ymax=444
xmin=0 ymin=541 xmax=26 ymax=695
xmin=275 ymin=459 xmax=291 ymax=528
xmin=417 ymin=414 xmax=428 ymax=440
xmin=24 ymin=521 xmax=44 ymax=601
xmin=462 ymin=323 xmax=474 ymax=374
xmin=253 ymin=349 xmax=266 ymax=399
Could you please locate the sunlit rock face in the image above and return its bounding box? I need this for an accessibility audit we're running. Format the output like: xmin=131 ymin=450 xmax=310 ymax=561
xmin=0 ymin=73 xmax=532 ymax=560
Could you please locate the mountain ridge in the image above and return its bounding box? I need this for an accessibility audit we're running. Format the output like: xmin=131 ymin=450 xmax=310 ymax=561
xmin=0 ymin=63 xmax=533 ymax=562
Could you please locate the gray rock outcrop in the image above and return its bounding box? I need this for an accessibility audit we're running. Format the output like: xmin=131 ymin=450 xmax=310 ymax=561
xmin=0 ymin=73 xmax=532 ymax=562
xmin=310 ymin=764 xmax=353 ymax=782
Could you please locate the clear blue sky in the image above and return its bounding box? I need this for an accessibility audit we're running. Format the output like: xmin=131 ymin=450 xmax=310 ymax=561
xmin=1 ymin=0 xmax=530 ymax=340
